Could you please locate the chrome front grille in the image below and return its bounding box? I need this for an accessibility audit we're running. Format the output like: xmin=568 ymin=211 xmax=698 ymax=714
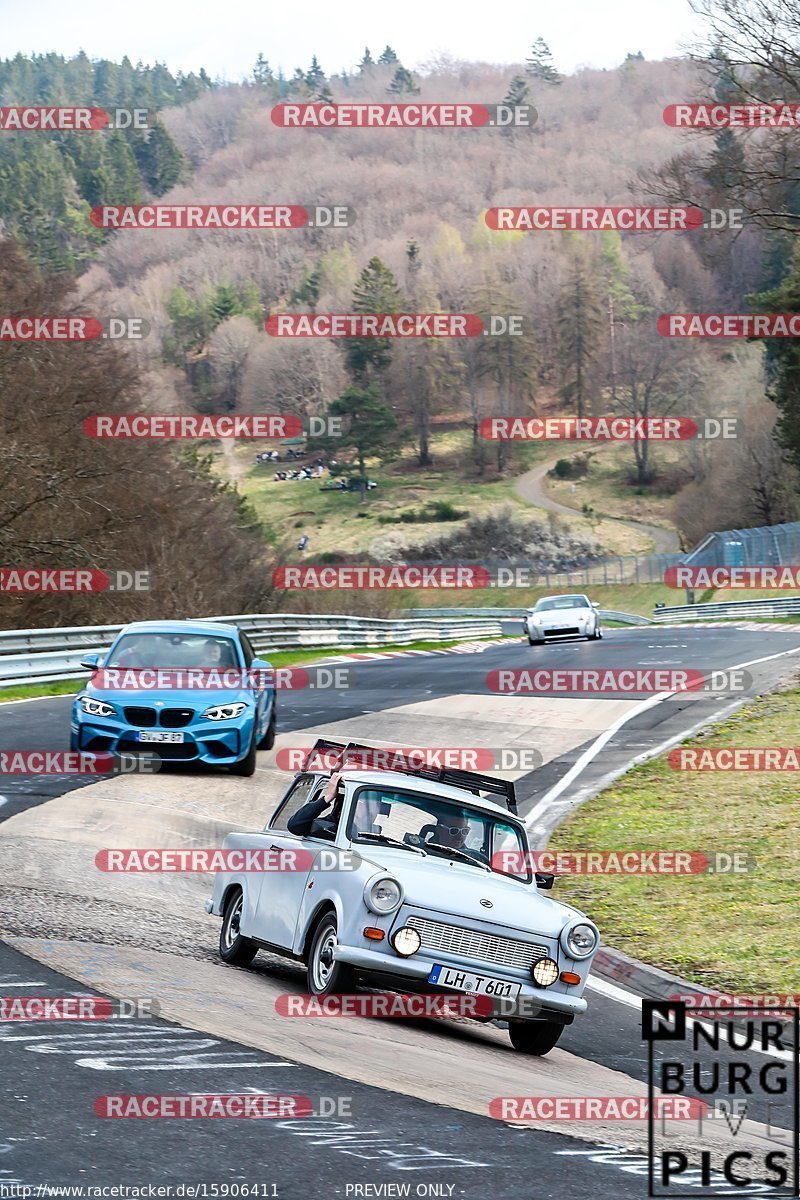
xmin=406 ymin=915 xmax=548 ymax=971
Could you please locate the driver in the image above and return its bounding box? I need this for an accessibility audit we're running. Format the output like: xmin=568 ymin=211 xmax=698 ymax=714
xmin=287 ymin=771 xmax=344 ymax=840
xmin=428 ymin=809 xmax=486 ymax=862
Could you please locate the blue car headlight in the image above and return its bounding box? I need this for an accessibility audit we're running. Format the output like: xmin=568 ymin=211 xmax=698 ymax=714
xmin=201 ymin=702 xmax=248 ymax=721
xmin=78 ymin=697 xmax=117 ymax=718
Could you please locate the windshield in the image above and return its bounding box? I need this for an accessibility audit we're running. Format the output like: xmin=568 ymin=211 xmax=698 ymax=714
xmin=106 ymin=632 xmax=240 ymax=669
xmin=534 ymin=596 xmax=590 ymax=611
xmin=347 ymin=785 xmax=531 ymax=881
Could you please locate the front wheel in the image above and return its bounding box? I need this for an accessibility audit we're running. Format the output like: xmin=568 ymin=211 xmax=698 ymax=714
xmin=306 ymin=913 xmax=356 ymax=995
xmin=509 ymin=1020 xmax=564 ymax=1056
xmin=219 ymin=888 xmax=258 ymax=966
xmin=258 ymin=706 xmax=276 ymax=750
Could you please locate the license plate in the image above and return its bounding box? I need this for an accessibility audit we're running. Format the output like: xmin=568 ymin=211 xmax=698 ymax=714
xmin=136 ymin=731 xmax=185 ymax=743
xmin=428 ymin=964 xmax=520 ymax=999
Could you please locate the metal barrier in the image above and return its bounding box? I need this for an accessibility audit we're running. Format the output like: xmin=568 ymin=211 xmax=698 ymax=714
xmin=410 ymin=607 xmax=652 ymax=626
xmin=0 ymin=613 xmax=504 ymax=688
xmin=652 ymin=596 xmax=800 ymax=622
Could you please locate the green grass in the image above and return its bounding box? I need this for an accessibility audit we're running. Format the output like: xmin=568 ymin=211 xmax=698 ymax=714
xmin=0 ymin=679 xmax=82 ymax=703
xmin=549 ymin=688 xmax=800 ymax=992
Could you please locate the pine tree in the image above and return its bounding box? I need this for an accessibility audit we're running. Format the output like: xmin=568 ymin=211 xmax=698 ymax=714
xmin=387 ymin=67 xmax=420 ymax=96
xmin=346 ymin=257 xmax=403 ymax=381
xmin=377 ymin=46 xmax=399 ymax=65
xmin=306 ymin=56 xmax=325 ymax=87
xmin=358 ymin=48 xmax=375 ymax=72
xmin=253 ymin=54 xmax=273 ymax=87
xmin=134 ymin=120 xmax=183 ymax=195
xmin=526 ymin=38 xmax=561 ymax=84
xmin=556 ymin=247 xmax=605 ymax=418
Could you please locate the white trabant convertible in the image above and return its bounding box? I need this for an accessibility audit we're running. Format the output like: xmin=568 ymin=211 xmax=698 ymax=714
xmin=205 ymin=739 xmax=600 ymax=1055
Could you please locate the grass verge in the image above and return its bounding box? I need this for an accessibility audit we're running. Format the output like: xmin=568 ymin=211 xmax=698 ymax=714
xmin=549 ymin=687 xmax=800 ymax=992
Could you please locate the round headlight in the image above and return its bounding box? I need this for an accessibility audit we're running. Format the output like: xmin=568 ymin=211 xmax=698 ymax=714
xmin=532 ymin=957 xmax=559 ymax=987
xmin=564 ymin=922 xmax=598 ymax=959
xmin=365 ymin=877 xmax=402 ymax=914
xmin=391 ymin=927 xmax=421 ymax=957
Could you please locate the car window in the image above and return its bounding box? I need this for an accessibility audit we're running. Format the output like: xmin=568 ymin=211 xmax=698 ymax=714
xmin=269 ymin=774 xmax=318 ymax=830
xmin=239 ymin=632 xmax=255 ymax=668
xmin=106 ymin=632 xmax=239 ymax=669
xmin=535 ymin=596 xmax=589 ymax=611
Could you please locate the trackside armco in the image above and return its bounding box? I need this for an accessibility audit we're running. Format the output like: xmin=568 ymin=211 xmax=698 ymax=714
xmin=206 ymin=739 xmax=600 ymax=1055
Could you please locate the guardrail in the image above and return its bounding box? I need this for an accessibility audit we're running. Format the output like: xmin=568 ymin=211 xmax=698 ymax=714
xmin=651 ymin=596 xmax=800 ymax=622
xmin=0 ymin=613 xmax=504 ymax=688
xmin=411 ymin=607 xmax=652 ymax=626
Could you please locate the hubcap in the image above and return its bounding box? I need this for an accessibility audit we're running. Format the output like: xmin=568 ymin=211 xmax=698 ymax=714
xmin=224 ymin=896 xmax=242 ymax=949
xmin=313 ymin=925 xmax=337 ymax=989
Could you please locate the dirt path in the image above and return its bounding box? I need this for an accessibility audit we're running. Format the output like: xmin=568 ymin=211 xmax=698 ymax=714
xmin=515 ymin=457 xmax=680 ymax=554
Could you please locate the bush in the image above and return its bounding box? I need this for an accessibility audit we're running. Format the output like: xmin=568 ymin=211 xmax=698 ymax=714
xmin=378 ymin=499 xmax=468 ymax=525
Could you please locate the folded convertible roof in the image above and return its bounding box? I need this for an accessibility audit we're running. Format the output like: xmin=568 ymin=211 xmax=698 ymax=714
xmin=301 ymin=738 xmax=518 ymax=816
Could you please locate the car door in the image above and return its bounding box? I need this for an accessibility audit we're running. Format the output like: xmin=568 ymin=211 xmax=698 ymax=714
xmin=249 ymin=773 xmax=324 ymax=949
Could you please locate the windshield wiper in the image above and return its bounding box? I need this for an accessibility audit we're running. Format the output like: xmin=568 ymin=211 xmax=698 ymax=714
xmin=353 ymin=833 xmax=426 ymax=856
xmin=424 ymin=842 xmax=490 ymax=870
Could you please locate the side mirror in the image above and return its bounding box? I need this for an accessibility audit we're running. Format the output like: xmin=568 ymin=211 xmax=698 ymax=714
xmin=80 ymin=652 xmax=101 ymax=670
xmin=591 ymin=602 xmax=600 ymax=609
xmin=535 ymin=872 xmax=555 ymax=890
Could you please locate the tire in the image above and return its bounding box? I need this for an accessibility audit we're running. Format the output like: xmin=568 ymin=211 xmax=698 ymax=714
xmin=509 ymin=1020 xmax=564 ymax=1056
xmin=592 ymin=625 xmax=603 ymax=640
xmin=70 ymin=731 xmax=79 ymax=752
xmin=257 ymin=706 xmax=276 ymax=750
xmin=306 ymin=912 xmax=356 ymax=996
xmin=219 ymin=888 xmax=258 ymax=966
xmin=230 ymin=726 xmax=257 ymax=776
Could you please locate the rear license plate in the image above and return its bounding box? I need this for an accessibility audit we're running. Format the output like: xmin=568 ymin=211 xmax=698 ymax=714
xmin=428 ymin=964 xmax=520 ymax=999
xmin=136 ymin=731 xmax=185 ymax=743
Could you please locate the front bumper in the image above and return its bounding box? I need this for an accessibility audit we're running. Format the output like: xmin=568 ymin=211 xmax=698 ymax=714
xmin=332 ymin=943 xmax=588 ymax=1018
xmin=71 ymin=712 xmax=253 ymax=764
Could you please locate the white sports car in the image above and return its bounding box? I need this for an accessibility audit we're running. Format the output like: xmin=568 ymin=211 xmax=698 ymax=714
xmin=523 ymin=594 xmax=603 ymax=645
xmin=205 ymin=739 xmax=600 ymax=1056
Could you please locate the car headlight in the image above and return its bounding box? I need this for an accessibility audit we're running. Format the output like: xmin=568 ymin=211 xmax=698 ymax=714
xmin=532 ymin=957 xmax=559 ymax=987
xmin=561 ymin=921 xmax=598 ymax=959
xmin=78 ymin=697 xmax=116 ymax=718
xmin=364 ymin=876 xmax=402 ymax=914
xmin=201 ymin=702 xmax=247 ymax=720
xmin=391 ymin=926 xmax=421 ymax=957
